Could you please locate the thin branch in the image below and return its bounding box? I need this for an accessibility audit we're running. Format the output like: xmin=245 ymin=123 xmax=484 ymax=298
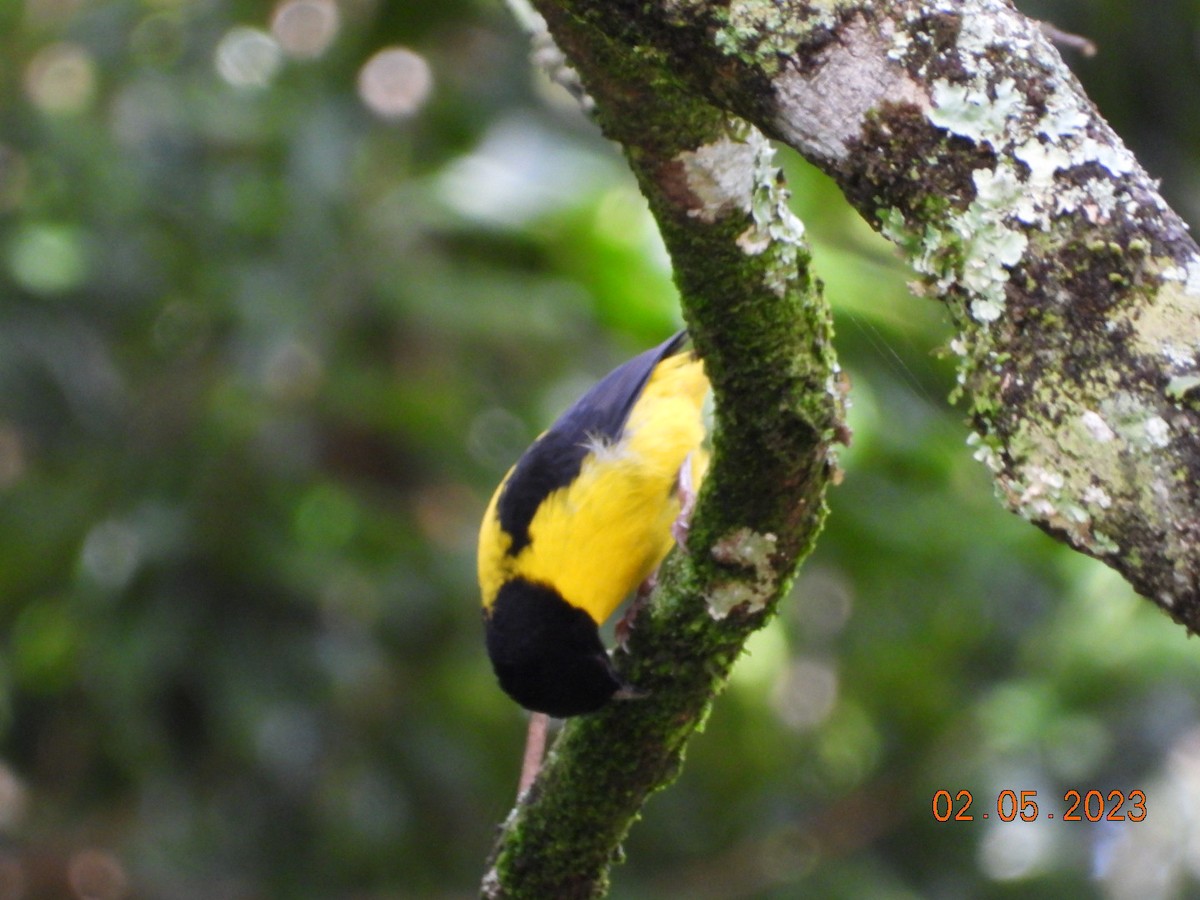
xmin=1038 ymin=20 xmax=1097 ymax=58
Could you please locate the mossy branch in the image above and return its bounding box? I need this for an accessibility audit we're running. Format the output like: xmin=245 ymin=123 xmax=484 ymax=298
xmin=512 ymin=0 xmax=1200 ymax=629
xmin=482 ymin=4 xmax=844 ymax=898
xmin=487 ymin=0 xmax=1200 ymax=893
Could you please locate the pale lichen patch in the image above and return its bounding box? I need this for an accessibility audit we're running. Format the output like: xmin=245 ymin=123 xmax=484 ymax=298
xmin=1079 ymin=410 xmax=1116 ymax=443
xmin=995 ymin=461 xmax=1119 ymax=556
xmin=1053 ymin=177 xmax=1119 ymax=224
xmin=909 ymin=2 xmax=1158 ymax=330
xmin=886 ymin=27 xmax=911 ymax=62
xmin=736 ymin=133 xmax=809 ymax=294
xmin=713 ymin=0 xmax=859 ymax=72
xmin=707 ymin=581 xmax=762 ymax=620
xmin=879 ymin=163 xmax=1028 ymax=323
xmin=711 ymin=526 xmax=777 ymax=569
xmin=674 ymin=134 xmax=759 ymax=225
xmin=956 ymin=0 xmax=1036 ymax=60
xmin=990 ymin=398 xmax=1133 ymax=557
xmin=1185 ymin=257 xmax=1200 ymax=296
xmin=736 ymin=224 xmax=772 ymax=256
xmin=1144 ymin=415 xmax=1171 ymax=449
xmin=967 ymin=431 xmax=1004 ymax=473
xmin=928 ymin=77 xmax=1024 ymax=145
xmin=1076 ymin=136 xmax=1137 ymax=178
xmin=1162 ymin=255 xmax=1200 ymax=298
xmin=1013 ymin=138 xmax=1073 ymax=223
xmin=1038 ymin=89 xmax=1089 ymax=139
xmin=708 ymin=527 xmax=778 ymax=620
xmin=1166 ymin=375 xmax=1200 ymax=401
xmin=715 ymin=2 xmax=821 ymax=73
xmin=1098 ymin=392 xmax=1173 ymax=450
xmin=1125 ymin=266 xmax=1200 ymax=369
xmin=672 ymin=126 xmax=810 ymax=299
xmin=961 ymin=166 xmax=1028 ymax=320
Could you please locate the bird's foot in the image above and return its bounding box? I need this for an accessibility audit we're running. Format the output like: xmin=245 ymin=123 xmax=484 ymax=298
xmin=517 ymin=712 xmax=549 ymax=798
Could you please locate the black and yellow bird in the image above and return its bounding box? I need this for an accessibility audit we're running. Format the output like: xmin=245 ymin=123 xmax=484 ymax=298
xmin=478 ymin=331 xmax=709 ymax=718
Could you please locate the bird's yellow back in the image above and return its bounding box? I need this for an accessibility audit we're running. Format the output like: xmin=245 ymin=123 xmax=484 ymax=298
xmin=478 ymin=345 xmax=708 ymax=625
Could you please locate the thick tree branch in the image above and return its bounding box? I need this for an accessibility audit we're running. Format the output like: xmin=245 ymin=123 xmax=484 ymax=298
xmin=486 ymin=0 xmax=1200 ymax=894
xmin=482 ymin=4 xmax=844 ymax=898
xmin=522 ymin=0 xmax=1200 ymax=629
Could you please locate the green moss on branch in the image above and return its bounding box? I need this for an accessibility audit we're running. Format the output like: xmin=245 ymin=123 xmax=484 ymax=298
xmin=483 ymin=4 xmax=843 ymax=897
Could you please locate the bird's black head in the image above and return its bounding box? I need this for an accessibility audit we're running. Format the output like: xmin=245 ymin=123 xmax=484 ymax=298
xmin=484 ymin=578 xmax=623 ymax=718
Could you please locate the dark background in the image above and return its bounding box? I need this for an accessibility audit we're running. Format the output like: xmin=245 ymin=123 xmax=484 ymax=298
xmin=1 ymin=0 xmax=1198 ymax=897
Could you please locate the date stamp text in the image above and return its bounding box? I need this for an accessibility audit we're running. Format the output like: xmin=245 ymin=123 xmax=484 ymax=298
xmin=932 ymin=789 xmax=1146 ymax=823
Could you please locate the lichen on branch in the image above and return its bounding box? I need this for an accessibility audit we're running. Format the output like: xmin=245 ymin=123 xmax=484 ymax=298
xmin=486 ymin=0 xmax=1200 ymax=893
xmin=526 ymin=0 xmax=1200 ymax=627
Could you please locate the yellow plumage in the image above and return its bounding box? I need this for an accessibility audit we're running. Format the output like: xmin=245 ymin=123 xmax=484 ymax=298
xmin=477 ymin=334 xmax=709 ymax=716
xmin=479 ymin=351 xmax=707 ymax=623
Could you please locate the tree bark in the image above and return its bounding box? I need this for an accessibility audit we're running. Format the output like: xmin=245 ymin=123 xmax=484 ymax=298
xmin=485 ymin=0 xmax=1200 ymax=895
xmin=524 ymin=0 xmax=1200 ymax=627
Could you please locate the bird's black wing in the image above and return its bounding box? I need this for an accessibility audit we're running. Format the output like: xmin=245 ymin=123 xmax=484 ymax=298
xmin=496 ymin=330 xmax=688 ymax=555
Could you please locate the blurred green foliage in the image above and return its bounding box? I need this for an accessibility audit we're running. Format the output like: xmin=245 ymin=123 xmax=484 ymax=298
xmin=1 ymin=0 xmax=1199 ymax=897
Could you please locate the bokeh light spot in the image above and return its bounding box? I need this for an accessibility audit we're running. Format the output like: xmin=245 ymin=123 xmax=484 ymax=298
xmin=0 ymin=765 xmax=28 ymax=833
xmin=66 ymin=849 xmax=128 ymax=900
xmin=215 ymin=26 xmax=282 ymax=89
xmin=271 ymin=0 xmax=340 ymax=59
xmin=1095 ymin=727 xmax=1200 ymax=897
xmin=261 ymin=338 xmax=324 ymax=402
xmin=771 ymin=656 xmax=838 ymax=731
xmin=256 ymin=705 xmax=321 ymax=785
xmin=730 ymin=620 xmax=789 ymax=694
xmin=979 ymin=819 xmax=1056 ymax=882
xmin=357 ymin=47 xmax=432 ymax=120
xmin=437 ymin=117 xmax=616 ymax=226
xmin=80 ymin=519 xmax=142 ymax=590
xmin=24 ymin=42 xmax=96 ymax=114
xmin=6 ymin=223 xmax=89 ymax=295
xmin=790 ymin=565 xmax=853 ymax=638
